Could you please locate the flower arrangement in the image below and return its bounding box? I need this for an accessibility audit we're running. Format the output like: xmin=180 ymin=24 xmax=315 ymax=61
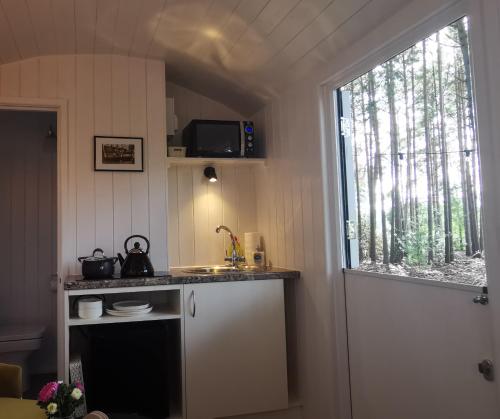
xmin=37 ymin=381 xmax=85 ymax=418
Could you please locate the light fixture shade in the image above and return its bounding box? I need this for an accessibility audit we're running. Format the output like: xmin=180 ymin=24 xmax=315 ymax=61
xmin=204 ymin=166 xmax=217 ymax=182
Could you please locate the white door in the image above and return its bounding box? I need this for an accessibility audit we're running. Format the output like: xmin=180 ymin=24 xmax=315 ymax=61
xmin=345 ymin=272 xmax=497 ymax=419
xmin=329 ymin=4 xmax=500 ymax=418
xmin=183 ymin=280 xmax=288 ymax=419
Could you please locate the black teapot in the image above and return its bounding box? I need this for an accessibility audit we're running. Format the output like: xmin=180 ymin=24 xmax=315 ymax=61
xmin=117 ymin=235 xmax=155 ymax=277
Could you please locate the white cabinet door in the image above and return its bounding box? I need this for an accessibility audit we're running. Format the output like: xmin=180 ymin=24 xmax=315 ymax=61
xmin=184 ymin=279 xmax=288 ymax=419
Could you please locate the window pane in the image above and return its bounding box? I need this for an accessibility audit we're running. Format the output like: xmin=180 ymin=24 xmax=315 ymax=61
xmin=339 ymin=17 xmax=486 ymax=286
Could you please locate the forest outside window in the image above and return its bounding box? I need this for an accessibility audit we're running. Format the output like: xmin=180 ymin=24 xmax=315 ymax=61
xmin=338 ymin=17 xmax=485 ymax=286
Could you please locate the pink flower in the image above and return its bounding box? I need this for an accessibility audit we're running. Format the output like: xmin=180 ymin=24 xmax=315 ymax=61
xmin=38 ymin=381 xmax=59 ymax=403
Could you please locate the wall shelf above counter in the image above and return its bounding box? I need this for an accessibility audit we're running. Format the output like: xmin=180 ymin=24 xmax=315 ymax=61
xmin=166 ymin=157 xmax=266 ymax=168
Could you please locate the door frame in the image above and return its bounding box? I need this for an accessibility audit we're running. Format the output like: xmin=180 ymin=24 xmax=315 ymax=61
xmin=0 ymin=96 xmax=69 ymax=378
xmin=318 ymin=0 xmax=500 ymax=415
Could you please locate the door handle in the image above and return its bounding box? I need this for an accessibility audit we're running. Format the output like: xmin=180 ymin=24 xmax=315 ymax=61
xmin=473 ymin=294 xmax=489 ymax=305
xmin=191 ymin=290 xmax=196 ymax=318
xmin=478 ymin=359 xmax=494 ymax=381
xmin=473 ymin=286 xmax=489 ymax=305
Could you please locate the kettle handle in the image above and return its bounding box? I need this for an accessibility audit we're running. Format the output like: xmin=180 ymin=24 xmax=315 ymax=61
xmin=124 ymin=235 xmax=150 ymax=254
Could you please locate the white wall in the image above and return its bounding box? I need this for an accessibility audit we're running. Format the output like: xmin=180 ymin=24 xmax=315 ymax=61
xmin=168 ymin=164 xmax=257 ymax=267
xmin=252 ymin=84 xmax=336 ymax=419
xmin=0 ymin=110 xmax=57 ymax=373
xmin=251 ymin=1 xmax=462 ymax=418
xmin=0 ymin=55 xmax=168 ymax=278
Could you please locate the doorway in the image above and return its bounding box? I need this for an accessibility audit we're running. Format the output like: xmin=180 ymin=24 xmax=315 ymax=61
xmin=0 ymin=110 xmax=58 ymax=383
xmin=329 ymin=11 xmax=500 ymax=419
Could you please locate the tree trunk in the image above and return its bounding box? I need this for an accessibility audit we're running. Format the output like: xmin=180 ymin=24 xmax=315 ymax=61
xmin=368 ymin=70 xmax=389 ymax=264
xmin=385 ymin=60 xmax=403 ymax=263
xmin=455 ymin=61 xmax=472 ymax=255
xmin=437 ymin=32 xmax=453 ymax=262
xmin=423 ymin=40 xmax=434 ymax=263
xmin=360 ymin=77 xmax=377 ymax=262
xmin=455 ymin=18 xmax=481 ymax=254
xmin=402 ymin=53 xmax=413 ymax=236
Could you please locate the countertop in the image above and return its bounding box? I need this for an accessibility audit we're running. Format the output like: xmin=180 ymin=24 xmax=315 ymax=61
xmin=64 ymin=267 xmax=300 ymax=290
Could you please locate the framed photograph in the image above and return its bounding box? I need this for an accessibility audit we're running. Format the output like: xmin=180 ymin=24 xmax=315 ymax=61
xmin=94 ymin=136 xmax=144 ymax=172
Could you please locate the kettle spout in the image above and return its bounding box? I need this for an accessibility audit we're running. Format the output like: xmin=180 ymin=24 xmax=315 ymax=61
xmin=117 ymin=253 xmax=125 ymax=266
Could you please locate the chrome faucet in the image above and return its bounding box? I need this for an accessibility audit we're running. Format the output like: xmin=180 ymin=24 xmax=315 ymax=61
xmin=215 ymin=225 xmax=245 ymax=268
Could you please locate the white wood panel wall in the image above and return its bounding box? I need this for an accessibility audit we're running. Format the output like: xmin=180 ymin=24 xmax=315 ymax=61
xmin=0 ymin=55 xmax=168 ymax=278
xmin=0 ymin=110 xmax=57 ymax=373
xmin=252 ymin=84 xmax=336 ymax=419
xmin=168 ymin=164 xmax=257 ymax=267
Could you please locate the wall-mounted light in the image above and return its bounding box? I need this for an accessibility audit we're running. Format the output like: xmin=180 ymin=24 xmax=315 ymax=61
xmin=204 ymin=166 xmax=217 ymax=183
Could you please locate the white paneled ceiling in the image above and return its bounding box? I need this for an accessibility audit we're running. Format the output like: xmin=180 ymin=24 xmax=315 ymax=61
xmin=0 ymin=0 xmax=409 ymax=115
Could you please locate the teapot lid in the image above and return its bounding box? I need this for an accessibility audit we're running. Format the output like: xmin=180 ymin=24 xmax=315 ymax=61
xmin=82 ymin=248 xmax=106 ymax=261
xmin=129 ymin=242 xmax=144 ymax=254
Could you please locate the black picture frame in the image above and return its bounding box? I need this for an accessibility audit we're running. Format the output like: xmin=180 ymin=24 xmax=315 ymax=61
xmin=94 ymin=136 xmax=144 ymax=172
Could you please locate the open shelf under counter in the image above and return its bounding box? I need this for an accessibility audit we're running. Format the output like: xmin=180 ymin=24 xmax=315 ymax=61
xmin=66 ymin=284 xmax=182 ymax=327
xmin=68 ymin=305 xmax=181 ymax=326
xmin=166 ymin=156 xmax=266 ymax=168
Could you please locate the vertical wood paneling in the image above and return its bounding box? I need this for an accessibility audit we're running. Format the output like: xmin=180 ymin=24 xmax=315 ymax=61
xmin=221 ymin=166 xmax=239 ymax=254
xmin=207 ymin=165 xmax=224 ymax=265
xmin=0 ymin=62 xmax=20 ymax=96
xmin=39 ymin=56 xmax=58 ymax=98
xmin=252 ymin=76 xmax=337 ymax=419
xmin=167 ymin=166 xmax=180 ymax=266
xmin=111 ymin=55 xmax=132 ymax=258
xmin=93 ymin=55 xmax=114 ymax=258
xmin=168 ymin=164 xmax=259 ymax=267
xmin=236 ymin=166 xmax=257 ymax=234
xmin=128 ymin=57 xmax=150 ymax=238
xmin=57 ymin=55 xmax=77 ymax=274
xmin=20 ymin=58 xmax=39 ymax=97
xmin=192 ymin=166 xmax=210 ymax=263
xmin=146 ymin=59 xmax=168 ymax=270
xmin=75 ymin=55 xmax=95 ymax=259
xmin=177 ymin=166 xmax=195 ymax=266
xmin=0 ymin=55 xmax=168 ymax=372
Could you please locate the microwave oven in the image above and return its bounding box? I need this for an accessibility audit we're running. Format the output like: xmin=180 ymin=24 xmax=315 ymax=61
xmin=182 ymin=119 xmax=256 ymax=158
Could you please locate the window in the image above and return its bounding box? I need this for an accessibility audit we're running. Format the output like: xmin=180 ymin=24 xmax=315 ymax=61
xmin=338 ymin=17 xmax=485 ymax=286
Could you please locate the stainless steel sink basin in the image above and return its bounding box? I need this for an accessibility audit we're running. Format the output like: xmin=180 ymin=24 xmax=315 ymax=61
xmin=182 ymin=265 xmax=263 ymax=274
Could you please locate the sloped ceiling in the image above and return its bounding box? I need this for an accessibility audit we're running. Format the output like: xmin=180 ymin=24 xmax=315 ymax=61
xmin=0 ymin=0 xmax=408 ymax=115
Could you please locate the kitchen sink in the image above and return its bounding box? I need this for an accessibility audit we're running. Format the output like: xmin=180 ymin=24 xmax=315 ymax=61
xmin=182 ymin=265 xmax=263 ymax=274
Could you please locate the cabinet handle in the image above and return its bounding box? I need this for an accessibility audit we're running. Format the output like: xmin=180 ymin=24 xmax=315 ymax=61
xmin=191 ymin=290 xmax=196 ymax=318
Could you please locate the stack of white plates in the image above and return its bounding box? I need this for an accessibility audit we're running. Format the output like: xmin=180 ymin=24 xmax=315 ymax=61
xmin=105 ymin=300 xmax=153 ymax=317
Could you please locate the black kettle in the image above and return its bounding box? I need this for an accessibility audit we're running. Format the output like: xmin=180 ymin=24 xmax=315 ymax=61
xmin=117 ymin=235 xmax=155 ymax=278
